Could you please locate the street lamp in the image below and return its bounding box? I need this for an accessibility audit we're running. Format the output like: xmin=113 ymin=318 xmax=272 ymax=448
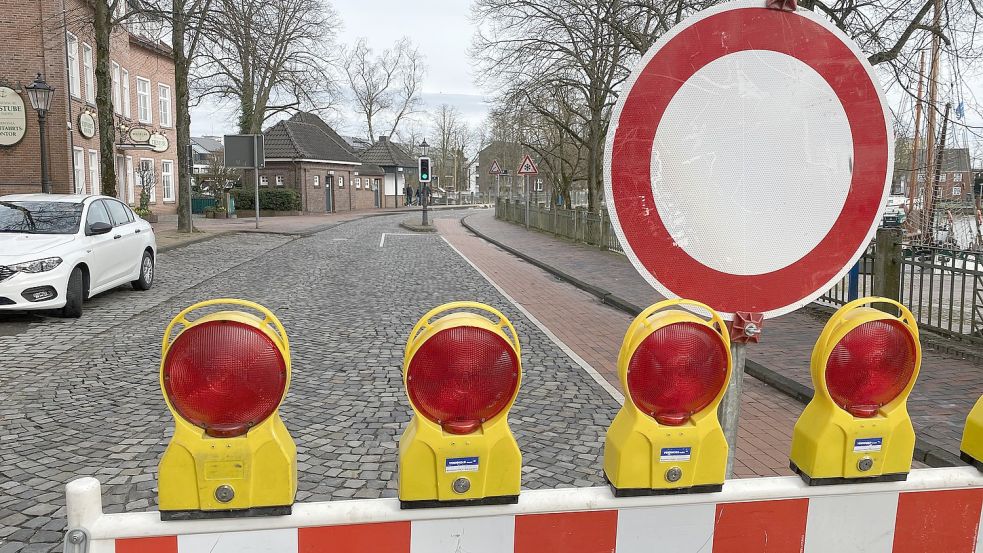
xmin=25 ymin=73 xmax=55 ymax=194
xmin=419 ymin=139 xmax=430 ymax=157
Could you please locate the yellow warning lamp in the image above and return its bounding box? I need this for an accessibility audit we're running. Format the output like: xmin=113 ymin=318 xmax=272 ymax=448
xmin=157 ymin=299 xmax=296 ymax=520
xmin=399 ymin=301 xmax=522 ymax=508
xmin=790 ymin=297 xmax=921 ymax=485
xmin=604 ymin=299 xmax=732 ymax=496
xmin=960 ymin=396 xmax=983 ymax=471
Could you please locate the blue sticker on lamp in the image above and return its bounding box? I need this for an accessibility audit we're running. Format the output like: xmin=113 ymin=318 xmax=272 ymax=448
xmin=445 ymin=456 xmax=479 ymax=473
xmin=659 ymin=447 xmax=692 ymax=462
xmin=853 ymin=437 xmax=883 ymax=452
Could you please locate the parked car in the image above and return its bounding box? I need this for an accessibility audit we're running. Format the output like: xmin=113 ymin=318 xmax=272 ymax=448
xmin=0 ymin=194 xmax=157 ymax=318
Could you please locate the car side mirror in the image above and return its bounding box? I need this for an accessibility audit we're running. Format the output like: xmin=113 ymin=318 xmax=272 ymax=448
xmin=88 ymin=221 xmax=113 ymax=235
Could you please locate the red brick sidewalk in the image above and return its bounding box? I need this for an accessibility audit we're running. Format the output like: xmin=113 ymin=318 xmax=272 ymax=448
xmin=437 ymin=218 xmax=799 ymax=477
xmin=462 ymin=210 xmax=969 ymax=466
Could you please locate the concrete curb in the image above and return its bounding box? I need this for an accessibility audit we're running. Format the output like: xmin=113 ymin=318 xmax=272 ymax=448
xmin=461 ymin=214 xmax=963 ymax=468
xmin=157 ymin=230 xmax=234 ymax=253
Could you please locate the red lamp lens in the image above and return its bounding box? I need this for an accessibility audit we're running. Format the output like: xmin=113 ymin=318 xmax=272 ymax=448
xmin=627 ymin=322 xmax=728 ymax=425
xmin=407 ymin=326 xmax=519 ymax=434
xmin=163 ymin=320 xmax=287 ymax=437
xmin=825 ymin=319 xmax=917 ymax=418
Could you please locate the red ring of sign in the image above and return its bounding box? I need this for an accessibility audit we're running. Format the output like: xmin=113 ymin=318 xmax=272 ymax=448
xmin=609 ymin=7 xmax=888 ymax=315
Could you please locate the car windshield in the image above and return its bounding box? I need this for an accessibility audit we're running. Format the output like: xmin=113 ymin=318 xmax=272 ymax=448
xmin=0 ymin=201 xmax=84 ymax=234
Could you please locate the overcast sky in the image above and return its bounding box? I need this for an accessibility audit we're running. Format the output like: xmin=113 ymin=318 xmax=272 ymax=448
xmin=190 ymin=0 xmax=486 ymax=138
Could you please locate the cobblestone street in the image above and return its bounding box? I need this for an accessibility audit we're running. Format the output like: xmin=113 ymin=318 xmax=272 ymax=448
xmin=0 ymin=211 xmax=620 ymax=551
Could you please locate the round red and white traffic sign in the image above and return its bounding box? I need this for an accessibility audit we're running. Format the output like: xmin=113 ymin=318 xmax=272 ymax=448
xmin=604 ymin=0 xmax=893 ymax=319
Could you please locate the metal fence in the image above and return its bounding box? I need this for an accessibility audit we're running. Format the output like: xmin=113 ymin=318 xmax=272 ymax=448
xmin=496 ymin=199 xmax=624 ymax=253
xmin=496 ymin=199 xmax=983 ymax=344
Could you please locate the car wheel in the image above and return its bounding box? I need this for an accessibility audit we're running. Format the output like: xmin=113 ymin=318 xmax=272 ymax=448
xmin=132 ymin=251 xmax=154 ymax=290
xmin=60 ymin=267 xmax=84 ymax=318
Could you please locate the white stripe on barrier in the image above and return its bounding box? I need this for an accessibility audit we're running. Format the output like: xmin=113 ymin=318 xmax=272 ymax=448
xmin=180 ymin=528 xmax=297 ymax=553
xmin=615 ymin=504 xmax=715 ymax=553
xmin=804 ymin=491 xmax=899 ymax=553
xmin=412 ymin=515 xmax=515 ymax=553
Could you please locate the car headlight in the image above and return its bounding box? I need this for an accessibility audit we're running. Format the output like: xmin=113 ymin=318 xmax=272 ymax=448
xmin=11 ymin=257 xmax=63 ymax=273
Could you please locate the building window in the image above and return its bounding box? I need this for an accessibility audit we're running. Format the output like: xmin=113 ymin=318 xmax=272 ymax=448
xmin=953 ymin=186 xmax=962 ymax=196
xmin=161 ymin=160 xmax=174 ymax=201
xmin=275 ymin=175 xmax=284 ymax=187
xmin=88 ymin=150 xmax=100 ymax=194
xmin=338 ymin=176 xmax=344 ymax=188
xmin=111 ymin=62 xmax=121 ymax=112
xmin=313 ymin=175 xmax=320 ymax=187
xmin=66 ymin=33 xmax=80 ymax=98
xmin=534 ymin=178 xmax=544 ymax=192
xmin=125 ymin=156 xmax=134 ymax=203
xmin=158 ymin=84 xmax=171 ymax=127
xmin=917 ymin=173 xmax=925 ymax=182
xmin=374 ymin=178 xmax=380 ymax=190
xmin=82 ymin=43 xmax=95 ymax=103
xmin=260 ymin=175 xmax=269 ymax=187
xmin=954 ymin=172 xmax=964 ymax=182
xmin=940 ymin=173 xmax=947 ymax=182
xmin=136 ymin=78 xmax=151 ymax=123
xmin=356 ymin=178 xmax=362 ymax=189
xmin=121 ymin=69 xmax=130 ymax=118
xmin=73 ymin=148 xmax=85 ymax=193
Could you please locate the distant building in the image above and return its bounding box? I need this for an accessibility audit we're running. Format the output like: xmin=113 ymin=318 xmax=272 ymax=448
xmin=895 ymin=148 xmax=974 ymax=202
xmin=190 ymin=136 xmax=224 ymax=187
xmin=359 ymin=136 xmax=416 ymax=209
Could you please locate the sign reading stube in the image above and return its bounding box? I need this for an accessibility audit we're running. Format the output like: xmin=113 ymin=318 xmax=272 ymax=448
xmin=0 ymin=86 xmax=27 ymax=147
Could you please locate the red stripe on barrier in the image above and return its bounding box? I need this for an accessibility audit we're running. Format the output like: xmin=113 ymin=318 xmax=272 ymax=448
xmin=115 ymin=535 xmax=178 ymax=553
xmin=893 ymin=488 xmax=983 ymax=553
xmin=712 ymin=499 xmax=809 ymax=552
xmin=514 ymin=510 xmax=618 ymax=553
xmin=298 ymin=521 xmax=411 ymax=553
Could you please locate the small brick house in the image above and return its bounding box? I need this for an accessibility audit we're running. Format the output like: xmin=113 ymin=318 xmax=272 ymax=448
xmin=359 ymin=136 xmax=416 ymax=209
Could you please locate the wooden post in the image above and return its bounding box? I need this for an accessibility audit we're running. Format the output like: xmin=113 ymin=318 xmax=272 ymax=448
xmin=873 ymin=227 xmax=903 ymax=309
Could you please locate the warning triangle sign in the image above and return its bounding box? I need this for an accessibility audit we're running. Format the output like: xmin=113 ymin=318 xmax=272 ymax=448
xmin=517 ymin=154 xmax=539 ymax=175
xmin=488 ymin=160 xmax=502 ymax=175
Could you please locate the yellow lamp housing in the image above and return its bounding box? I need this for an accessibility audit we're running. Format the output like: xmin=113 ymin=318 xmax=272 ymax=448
xmin=158 ymin=299 xmax=297 ymax=520
xmin=790 ymin=297 xmax=921 ymax=485
xmin=604 ymin=299 xmax=732 ymax=496
xmin=399 ymin=301 xmax=522 ymax=509
xmin=960 ymin=396 xmax=983 ymax=472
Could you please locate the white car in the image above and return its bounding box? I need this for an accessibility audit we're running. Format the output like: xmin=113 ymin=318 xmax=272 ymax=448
xmin=0 ymin=194 xmax=157 ymax=318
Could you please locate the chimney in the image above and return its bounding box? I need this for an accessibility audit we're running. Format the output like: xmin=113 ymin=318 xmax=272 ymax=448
xmin=378 ymin=136 xmax=387 ymax=143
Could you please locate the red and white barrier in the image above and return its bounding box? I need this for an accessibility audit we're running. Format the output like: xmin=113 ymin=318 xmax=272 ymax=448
xmin=66 ymin=468 xmax=983 ymax=553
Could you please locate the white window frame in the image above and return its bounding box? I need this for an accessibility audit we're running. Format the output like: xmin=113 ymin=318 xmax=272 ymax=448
xmin=338 ymin=176 xmax=344 ymax=188
xmin=121 ymin=69 xmax=130 ymax=118
xmin=140 ymin=158 xmax=155 ymax=202
xmin=954 ymin=172 xmax=964 ymax=182
xmin=260 ymin=175 xmax=269 ymax=187
xmin=125 ymin=156 xmax=134 ymax=203
xmin=136 ymin=77 xmax=152 ymax=123
xmin=73 ymin=147 xmax=85 ymax=193
xmin=355 ymin=178 xmax=361 ymax=189
xmin=88 ymin=149 xmax=100 ymax=195
xmin=83 ymin=43 xmax=95 ymax=103
xmin=313 ymin=175 xmax=320 ymax=188
xmin=66 ymin=33 xmax=80 ymax=98
xmin=161 ymin=160 xmax=174 ymax=201
xmin=275 ymin=175 xmax=284 ymax=187
xmin=953 ymin=186 xmax=962 ymax=196
xmin=158 ymin=84 xmax=172 ymax=127
xmin=940 ymin=173 xmax=947 ymax=182
xmin=111 ymin=62 xmax=121 ymax=113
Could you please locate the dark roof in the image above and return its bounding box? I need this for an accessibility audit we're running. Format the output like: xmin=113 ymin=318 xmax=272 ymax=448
xmin=262 ymin=117 xmax=361 ymax=164
xmin=913 ymin=148 xmax=972 ymax=173
xmin=360 ymin=136 xmax=415 ymax=169
xmin=191 ymin=136 xmax=223 ymax=153
xmin=355 ymin=163 xmax=385 ymax=176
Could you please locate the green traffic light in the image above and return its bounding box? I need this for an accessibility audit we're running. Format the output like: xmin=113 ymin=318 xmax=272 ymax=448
xmin=422 ymin=173 xmax=428 ymax=179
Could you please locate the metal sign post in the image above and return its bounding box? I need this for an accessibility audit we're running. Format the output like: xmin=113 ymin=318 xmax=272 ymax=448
xmin=224 ymin=134 xmax=265 ymax=229
xmin=517 ymin=155 xmax=539 ymax=229
xmin=253 ymin=138 xmax=260 ymax=229
xmin=604 ymin=0 xmax=893 ymax=477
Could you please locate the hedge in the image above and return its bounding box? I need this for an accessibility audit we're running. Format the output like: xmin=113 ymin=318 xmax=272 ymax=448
xmin=232 ymin=188 xmax=302 ymax=211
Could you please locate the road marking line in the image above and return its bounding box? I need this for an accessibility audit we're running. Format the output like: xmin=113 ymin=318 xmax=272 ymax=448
xmin=379 ymin=233 xmax=424 ymax=248
xmin=441 ymin=235 xmax=625 ymax=405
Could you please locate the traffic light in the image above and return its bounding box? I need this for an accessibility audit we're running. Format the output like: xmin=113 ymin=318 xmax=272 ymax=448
xmin=419 ymin=156 xmax=431 ymax=183
xmin=960 ymin=396 xmax=983 ymax=471
xmin=604 ymin=299 xmax=732 ymax=496
xmin=157 ymin=299 xmax=297 ymax=519
xmin=790 ymin=297 xmax=921 ymax=485
xmin=399 ymin=302 xmax=522 ymax=508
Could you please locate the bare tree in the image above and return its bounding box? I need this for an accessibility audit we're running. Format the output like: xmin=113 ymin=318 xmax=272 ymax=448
xmin=196 ymin=0 xmax=340 ymax=134
xmin=342 ymin=37 xmax=426 ymax=142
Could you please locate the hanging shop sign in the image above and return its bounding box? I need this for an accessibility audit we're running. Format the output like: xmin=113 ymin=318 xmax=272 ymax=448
xmin=78 ymin=112 xmax=96 ymax=139
xmin=149 ymin=132 xmax=169 ymax=153
xmin=129 ymin=127 xmax=151 ymax=143
xmin=0 ymin=86 xmax=27 ymax=147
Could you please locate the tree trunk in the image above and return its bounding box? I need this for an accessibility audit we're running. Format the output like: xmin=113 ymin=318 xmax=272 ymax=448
xmin=94 ymin=0 xmax=118 ymax=198
xmin=173 ymin=1 xmax=192 ymax=232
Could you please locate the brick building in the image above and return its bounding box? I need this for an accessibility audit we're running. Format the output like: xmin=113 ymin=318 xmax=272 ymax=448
xmin=895 ymin=148 xmax=975 ymax=203
xmin=259 ymin=112 xmax=390 ymax=213
xmin=359 ymin=136 xmax=416 ymax=209
xmin=0 ymin=2 xmax=180 ymax=214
